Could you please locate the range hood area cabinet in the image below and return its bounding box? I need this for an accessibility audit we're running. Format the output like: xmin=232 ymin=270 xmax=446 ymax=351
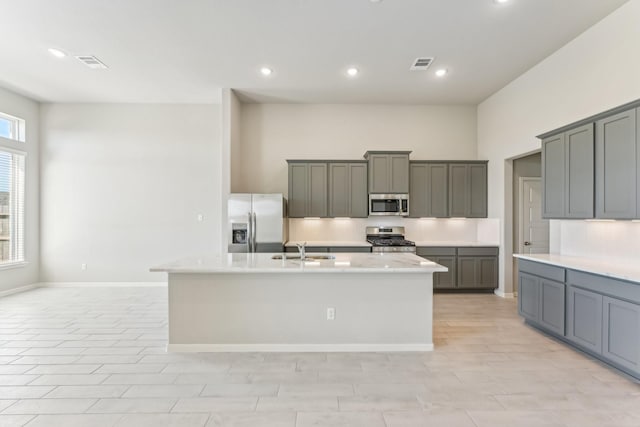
xmin=539 ymin=101 xmax=640 ymax=220
xmin=287 ymin=160 xmax=368 ymax=218
xmin=364 ymin=151 xmax=411 ymax=194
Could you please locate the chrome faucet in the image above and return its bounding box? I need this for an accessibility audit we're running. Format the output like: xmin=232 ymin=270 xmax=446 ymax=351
xmin=296 ymin=242 xmax=307 ymax=260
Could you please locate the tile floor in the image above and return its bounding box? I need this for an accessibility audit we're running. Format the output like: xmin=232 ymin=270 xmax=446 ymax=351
xmin=0 ymin=286 xmax=639 ymax=426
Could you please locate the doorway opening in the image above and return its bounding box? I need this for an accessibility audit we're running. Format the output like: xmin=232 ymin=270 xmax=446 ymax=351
xmin=511 ymin=152 xmax=549 ymax=294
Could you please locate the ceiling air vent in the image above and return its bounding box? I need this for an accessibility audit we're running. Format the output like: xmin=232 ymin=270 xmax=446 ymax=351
xmin=410 ymin=57 xmax=434 ymax=71
xmin=75 ymin=55 xmax=108 ymax=69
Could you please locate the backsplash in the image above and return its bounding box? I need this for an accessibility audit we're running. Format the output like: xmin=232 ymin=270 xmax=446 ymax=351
xmin=289 ymin=217 xmax=500 ymax=244
xmin=557 ymin=220 xmax=640 ymax=263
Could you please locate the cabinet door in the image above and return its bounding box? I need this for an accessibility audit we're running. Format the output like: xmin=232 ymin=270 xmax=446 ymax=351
xmin=477 ymin=256 xmax=497 ymax=288
xmin=329 ymin=163 xmax=349 ymax=217
xmin=542 ymin=133 xmax=566 ymax=218
xmin=449 ymin=164 xmax=469 ymax=217
xmin=596 ymin=109 xmax=637 ymax=219
xmin=457 ymin=257 xmax=478 ymax=289
xmin=369 ymin=155 xmax=390 ymax=194
xmin=518 ymin=272 xmax=540 ymax=322
xmin=433 ymin=256 xmax=456 ymax=289
xmin=468 ymin=164 xmax=487 ymax=218
xmin=409 ymin=163 xmax=428 ymax=217
xmin=308 ymin=163 xmax=328 ymax=217
xmin=288 ymin=163 xmax=308 ymax=218
xmin=349 ymin=163 xmax=369 ymax=218
xmin=567 ymin=286 xmax=603 ymax=354
xmin=390 ymin=154 xmax=410 ymax=193
xmin=602 ymin=296 xmax=640 ymax=375
xmin=428 ymin=164 xmax=448 ymax=217
xmin=539 ymin=279 xmax=565 ymax=336
xmin=565 ymin=124 xmax=594 ymax=218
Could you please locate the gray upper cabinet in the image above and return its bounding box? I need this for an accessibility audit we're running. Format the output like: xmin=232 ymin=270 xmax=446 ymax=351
xmin=287 ymin=162 xmax=328 ymax=218
xmin=448 ymin=162 xmax=488 ymax=218
xmin=328 ymin=162 xmax=368 ymax=218
xmin=364 ymin=151 xmax=410 ymax=194
xmin=596 ymin=109 xmax=637 ymax=219
xmin=542 ymin=124 xmax=594 ymax=219
xmin=409 ymin=163 xmax=448 ymax=218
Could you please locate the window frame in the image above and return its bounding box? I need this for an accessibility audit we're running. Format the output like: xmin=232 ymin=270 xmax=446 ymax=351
xmin=0 ymin=111 xmax=26 ymax=143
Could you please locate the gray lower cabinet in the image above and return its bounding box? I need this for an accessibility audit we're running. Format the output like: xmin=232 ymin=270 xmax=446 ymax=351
xmin=328 ymin=162 xmax=368 ymax=218
xmin=417 ymin=246 xmax=497 ymax=290
xmin=567 ymin=285 xmax=603 ymax=354
xmin=448 ymin=163 xmax=487 ymax=218
xmin=519 ymin=259 xmax=640 ymax=379
xmin=287 ymin=162 xmax=328 ymax=218
xmin=596 ymin=108 xmax=638 ymax=219
xmin=602 ymin=296 xmax=640 ymax=373
xmin=364 ymin=151 xmax=410 ymax=194
xmin=409 ymin=162 xmax=448 ymax=218
xmin=541 ymin=123 xmax=594 ymax=219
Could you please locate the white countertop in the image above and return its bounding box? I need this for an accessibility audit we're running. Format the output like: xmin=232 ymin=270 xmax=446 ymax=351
xmin=285 ymin=241 xmax=372 ymax=247
xmin=151 ymin=252 xmax=447 ymax=274
xmin=414 ymin=241 xmax=499 ymax=247
xmin=514 ymin=254 xmax=640 ymax=284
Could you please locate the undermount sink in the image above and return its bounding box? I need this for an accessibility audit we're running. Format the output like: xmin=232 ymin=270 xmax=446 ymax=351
xmin=271 ymin=254 xmax=336 ymax=260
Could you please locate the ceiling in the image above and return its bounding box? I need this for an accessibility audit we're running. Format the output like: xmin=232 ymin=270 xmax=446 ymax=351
xmin=0 ymin=0 xmax=629 ymax=104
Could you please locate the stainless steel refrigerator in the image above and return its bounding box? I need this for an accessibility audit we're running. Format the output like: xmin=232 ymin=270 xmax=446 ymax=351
xmin=227 ymin=194 xmax=288 ymax=253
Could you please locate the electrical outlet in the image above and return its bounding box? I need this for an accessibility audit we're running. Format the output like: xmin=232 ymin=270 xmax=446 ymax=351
xmin=326 ymin=307 xmax=336 ymax=320
xmin=81 ymin=263 xmax=87 ymax=270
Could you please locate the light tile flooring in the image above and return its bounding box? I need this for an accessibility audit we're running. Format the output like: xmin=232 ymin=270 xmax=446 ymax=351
xmin=0 ymin=287 xmax=639 ymax=427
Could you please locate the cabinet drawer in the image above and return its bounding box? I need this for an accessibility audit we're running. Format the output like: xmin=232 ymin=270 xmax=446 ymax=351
xmin=457 ymin=247 xmax=498 ymax=256
xmin=416 ymin=247 xmax=456 ymax=257
xmin=518 ymin=259 xmax=565 ymax=283
xmin=567 ymin=270 xmax=640 ymax=304
xmin=329 ymin=247 xmax=371 ymax=253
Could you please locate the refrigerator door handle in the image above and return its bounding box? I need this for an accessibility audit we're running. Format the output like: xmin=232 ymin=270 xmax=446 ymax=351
xmin=247 ymin=212 xmax=253 ymax=252
xmin=252 ymin=212 xmax=257 ymax=252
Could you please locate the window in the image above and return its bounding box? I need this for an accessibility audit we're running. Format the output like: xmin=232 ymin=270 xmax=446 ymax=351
xmin=0 ymin=112 xmax=25 ymax=142
xmin=0 ymin=150 xmax=25 ymax=265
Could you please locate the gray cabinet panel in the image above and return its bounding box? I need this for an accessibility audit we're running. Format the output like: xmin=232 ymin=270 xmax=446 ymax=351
xmin=567 ymin=286 xmax=603 ymax=354
xmin=390 ymin=155 xmax=410 ymax=193
xmin=349 ymin=163 xmax=369 ymax=218
xmin=457 ymin=257 xmax=477 ymax=289
xmin=518 ymin=259 xmax=565 ymax=283
xmin=542 ymin=134 xmax=566 ymax=218
xmin=308 ymin=163 xmax=328 ymax=217
xmin=539 ymin=279 xmax=565 ymax=336
xmin=433 ymin=256 xmax=456 ymax=289
xmin=457 ymin=256 xmax=497 ymax=289
xmin=288 ymin=163 xmax=308 ymax=218
xmin=328 ymin=163 xmax=349 ymax=218
xmin=416 ymin=247 xmax=456 ymax=257
xmin=328 ymin=247 xmax=371 ymax=253
xmin=596 ymin=109 xmax=637 ymax=219
xmin=457 ymin=247 xmax=498 ymax=256
xmin=603 ymin=296 xmax=640 ymax=374
xmin=409 ymin=163 xmax=449 ymax=218
xmin=565 ymin=124 xmax=595 ymax=218
xmin=518 ymin=272 xmax=540 ymax=322
xmin=369 ymin=155 xmax=390 ymax=194
xmin=469 ymin=164 xmax=488 ymax=218
xmin=449 ymin=164 xmax=468 ymax=217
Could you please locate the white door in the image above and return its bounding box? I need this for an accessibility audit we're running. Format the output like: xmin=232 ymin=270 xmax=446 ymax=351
xmin=519 ymin=178 xmax=549 ymax=254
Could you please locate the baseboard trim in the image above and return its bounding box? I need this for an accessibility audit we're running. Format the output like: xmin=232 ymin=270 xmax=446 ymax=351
xmin=494 ymin=289 xmax=515 ymax=298
xmin=167 ymin=343 xmax=435 ymax=353
xmin=37 ymin=282 xmax=167 ymax=288
xmin=0 ymin=284 xmax=38 ymax=298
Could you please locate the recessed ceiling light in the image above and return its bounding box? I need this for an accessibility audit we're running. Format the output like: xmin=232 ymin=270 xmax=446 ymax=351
xmin=260 ymin=67 xmax=273 ymax=76
xmin=48 ymin=48 xmax=67 ymax=58
xmin=435 ymin=68 xmax=448 ymax=77
xmin=494 ymin=0 xmax=510 ymax=3
xmin=370 ymin=0 xmax=383 ymax=3
xmin=347 ymin=67 xmax=359 ymax=77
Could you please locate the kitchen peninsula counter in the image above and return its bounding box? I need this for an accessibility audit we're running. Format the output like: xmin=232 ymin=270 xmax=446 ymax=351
xmin=152 ymin=253 xmax=446 ymax=353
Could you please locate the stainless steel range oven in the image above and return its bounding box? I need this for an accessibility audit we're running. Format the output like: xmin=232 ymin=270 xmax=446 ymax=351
xmin=366 ymin=226 xmax=416 ymax=253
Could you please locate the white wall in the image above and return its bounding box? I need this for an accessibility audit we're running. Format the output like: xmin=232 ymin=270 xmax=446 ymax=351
xmin=478 ymin=0 xmax=640 ymax=294
xmin=235 ymin=104 xmax=478 ymax=194
xmin=40 ymin=104 xmax=221 ymax=282
xmin=0 ymin=87 xmax=39 ymax=292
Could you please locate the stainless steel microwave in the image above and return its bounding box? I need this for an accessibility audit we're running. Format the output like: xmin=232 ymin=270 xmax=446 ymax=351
xmin=369 ymin=194 xmax=409 ymax=216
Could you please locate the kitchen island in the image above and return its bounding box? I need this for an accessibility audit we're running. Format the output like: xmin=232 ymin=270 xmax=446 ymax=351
xmin=151 ymin=252 xmax=446 ymax=352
